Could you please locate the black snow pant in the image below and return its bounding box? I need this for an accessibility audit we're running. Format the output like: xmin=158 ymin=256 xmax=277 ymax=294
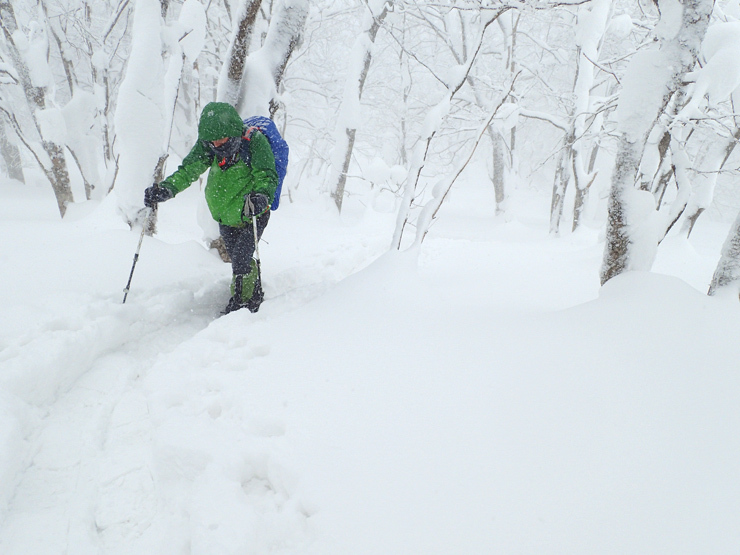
xmin=219 ymin=211 xmax=270 ymax=275
xmin=220 ymin=211 xmax=270 ymax=309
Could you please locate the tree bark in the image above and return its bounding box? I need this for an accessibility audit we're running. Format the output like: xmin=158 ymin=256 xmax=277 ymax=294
xmin=708 ymin=210 xmax=740 ymax=297
xmin=600 ymin=0 xmax=712 ymax=285
xmin=681 ymin=128 xmax=740 ymax=238
xmin=550 ymin=124 xmax=574 ymax=235
xmin=0 ymin=118 xmax=24 ymax=182
xmin=218 ymin=0 xmax=262 ymax=106
xmin=0 ymin=6 xmax=73 ymax=217
xmin=235 ymin=0 xmax=309 ymax=114
xmin=329 ymin=2 xmax=390 ymax=212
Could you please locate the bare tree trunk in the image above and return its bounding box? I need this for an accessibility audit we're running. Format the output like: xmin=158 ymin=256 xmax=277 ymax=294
xmin=40 ymin=0 xmax=77 ymax=97
xmin=569 ymin=0 xmax=611 ymax=232
xmin=601 ymin=141 xmax=640 ymax=284
xmin=506 ymin=13 xmax=520 ymax=169
xmin=43 ymin=142 xmax=74 ymax=217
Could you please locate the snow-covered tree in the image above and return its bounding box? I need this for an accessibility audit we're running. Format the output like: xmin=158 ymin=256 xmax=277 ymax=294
xmin=708 ymin=210 xmax=740 ymax=297
xmin=0 ymin=0 xmax=73 ymax=216
xmin=678 ymin=24 xmax=740 ymax=238
xmin=550 ymin=0 xmax=613 ymax=234
xmin=218 ymin=0 xmax=263 ymax=106
xmin=600 ymin=0 xmax=713 ymax=285
xmin=327 ymin=0 xmax=392 ymax=213
xmin=237 ymin=0 xmax=309 ymax=118
xmin=112 ymin=0 xmax=166 ymax=225
xmin=392 ymin=4 xmax=513 ymax=249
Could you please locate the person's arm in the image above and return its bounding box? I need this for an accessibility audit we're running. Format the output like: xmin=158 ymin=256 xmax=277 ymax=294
xmin=160 ymin=141 xmax=214 ymax=195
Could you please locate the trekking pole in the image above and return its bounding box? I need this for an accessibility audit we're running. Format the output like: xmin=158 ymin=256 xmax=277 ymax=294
xmin=248 ymin=197 xmax=262 ymax=279
xmin=122 ymin=207 xmax=154 ymax=304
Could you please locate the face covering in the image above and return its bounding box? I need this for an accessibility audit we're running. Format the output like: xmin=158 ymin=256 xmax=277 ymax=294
xmin=209 ymin=136 xmax=241 ymax=159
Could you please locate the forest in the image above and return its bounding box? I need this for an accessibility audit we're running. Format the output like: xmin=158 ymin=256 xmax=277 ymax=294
xmin=4 ymin=0 xmax=740 ymax=292
xmin=5 ymin=1 xmax=740 ymax=552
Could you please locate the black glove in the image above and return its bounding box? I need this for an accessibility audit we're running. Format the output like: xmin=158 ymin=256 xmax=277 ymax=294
xmin=144 ymin=184 xmax=174 ymax=208
xmin=245 ymin=193 xmax=270 ymax=217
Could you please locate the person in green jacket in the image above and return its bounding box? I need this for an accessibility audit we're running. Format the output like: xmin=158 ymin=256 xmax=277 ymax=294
xmin=144 ymin=102 xmax=278 ymax=314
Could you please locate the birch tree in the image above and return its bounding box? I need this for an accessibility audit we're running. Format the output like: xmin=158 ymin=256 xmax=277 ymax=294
xmin=550 ymin=0 xmax=612 ymax=234
xmin=217 ymin=0 xmax=308 ymax=116
xmin=392 ymin=5 xmax=510 ymax=249
xmin=328 ymin=0 xmax=391 ymax=213
xmin=112 ymin=0 xmax=166 ymax=225
xmin=600 ymin=0 xmax=713 ymax=285
xmin=217 ymin=0 xmax=263 ymax=106
xmin=0 ymin=117 xmax=23 ymax=182
xmin=678 ymin=24 xmax=740 ymax=238
xmin=0 ymin=0 xmax=74 ymax=216
xmin=237 ymin=0 xmax=310 ymax=118
xmin=708 ymin=210 xmax=740 ymax=298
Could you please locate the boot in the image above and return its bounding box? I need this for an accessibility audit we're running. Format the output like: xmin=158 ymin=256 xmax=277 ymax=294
xmin=243 ymin=280 xmax=264 ymax=313
xmin=222 ymin=261 xmax=262 ymax=314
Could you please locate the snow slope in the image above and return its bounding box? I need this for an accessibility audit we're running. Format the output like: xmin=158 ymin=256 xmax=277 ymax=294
xmin=2 ymin=176 xmax=740 ymax=554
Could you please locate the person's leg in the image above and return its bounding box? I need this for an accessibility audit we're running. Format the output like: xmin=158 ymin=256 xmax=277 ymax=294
xmin=219 ymin=213 xmax=269 ymax=313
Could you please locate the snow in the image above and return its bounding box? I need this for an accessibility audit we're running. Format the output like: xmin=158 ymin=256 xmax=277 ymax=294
xmin=615 ymin=47 xmax=673 ymax=142
xmin=112 ymin=0 xmax=165 ymax=220
xmin=35 ymin=107 xmax=68 ymax=146
xmin=177 ymin=0 xmax=207 ymax=62
xmin=2 ymin=174 xmax=740 ymax=554
xmin=679 ymin=22 xmax=740 ymax=119
xmin=19 ymin=22 xmax=53 ymax=90
xmin=654 ymin=0 xmax=684 ymax=42
xmin=606 ymin=14 xmax=633 ymax=40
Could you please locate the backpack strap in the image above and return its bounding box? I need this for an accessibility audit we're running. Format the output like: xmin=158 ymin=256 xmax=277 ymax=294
xmin=243 ymin=126 xmax=261 ymax=141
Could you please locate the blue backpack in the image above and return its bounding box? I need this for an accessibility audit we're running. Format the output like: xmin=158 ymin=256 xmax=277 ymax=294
xmin=242 ymin=116 xmax=289 ymax=210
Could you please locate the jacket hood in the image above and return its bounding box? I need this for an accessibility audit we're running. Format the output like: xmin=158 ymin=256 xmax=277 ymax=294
xmin=198 ymin=102 xmax=244 ymax=142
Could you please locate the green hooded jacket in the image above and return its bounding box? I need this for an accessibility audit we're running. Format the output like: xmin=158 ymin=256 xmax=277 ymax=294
xmin=160 ymin=102 xmax=278 ymax=227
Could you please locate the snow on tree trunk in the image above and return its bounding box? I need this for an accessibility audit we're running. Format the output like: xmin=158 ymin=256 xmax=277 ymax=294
xmin=671 ymin=24 xmax=740 ymax=239
xmin=0 ymin=2 xmax=73 ymax=217
xmin=600 ymin=0 xmax=713 ymax=285
xmin=392 ymin=8 xmax=508 ymax=250
xmin=413 ymin=88 xmax=512 ymax=248
xmin=550 ymin=124 xmax=574 ymax=235
xmin=708 ymin=210 xmax=740 ymax=298
xmin=328 ymin=1 xmax=391 ymax=213
xmin=199 ymin=0 xmax=306 ymax=246
xmin=237 ymin=0 xmax=309 ymax=117
xmin=571 ymin=0 xmax=611 ymax=232
xmin=154 ymin=0 xmax=206 ymax=185
xmin=113 ymin=0 xmax=165 ymax=224
xmin=0 ymin=118 xmax=24 ymax=182
xmin=551 ymin=0 xmax=611 ymax=235
xmin=217 ymin=0 xmax=262 ymax=106
xmin=491 ymin=128 xmax=506 ymax=212
xmin=680 ymin=129 xmax=739 ymax=238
